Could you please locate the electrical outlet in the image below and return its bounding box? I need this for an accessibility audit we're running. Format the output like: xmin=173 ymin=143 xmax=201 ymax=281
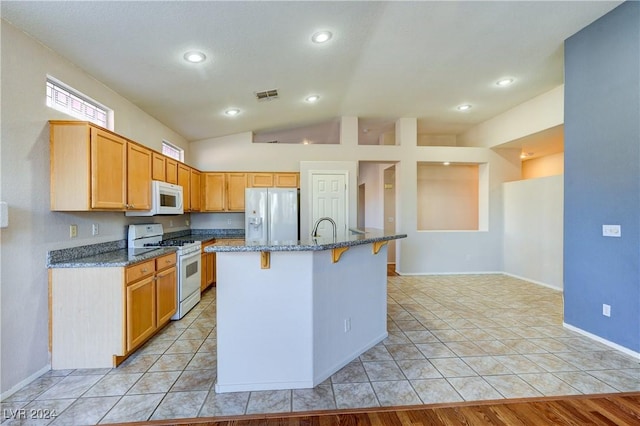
xmin=185 ymin=219 xmax=190 ymax=226
xmin=69 ymin=224 xmax=77 ymax=238
xmin=227 ymin=219 xmax=232 ymax=225
xmin=91 ymin=223 xmax=99 ymax=236
xmin=169 ymin=220 xmax=174 ymax=227
xmin=602 ymin=225 xmax=621 ymax=237
xmin=603 ymin=304 xmax=611 ymax=317
xmin=344 ymin=318 xmax=351 ymax=333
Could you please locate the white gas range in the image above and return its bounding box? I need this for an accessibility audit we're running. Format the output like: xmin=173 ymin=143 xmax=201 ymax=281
xmin=128 ymin=224 xmax=201 ymax=320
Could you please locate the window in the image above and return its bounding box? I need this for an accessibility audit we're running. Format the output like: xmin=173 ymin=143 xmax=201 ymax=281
xmin=46 ymin=77 xmax=111 ymax=129
xmin=162 ymin=140 xmax=184 ymax=162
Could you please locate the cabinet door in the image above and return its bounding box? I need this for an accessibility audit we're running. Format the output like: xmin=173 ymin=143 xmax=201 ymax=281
xmin=178 ymin=164 xmax=191 ymax=211
xmin=152 ymin=152 xmax=166 ymax=181
xmin=203 ymin=173 xmax=226 ymax=211
xmin=274 ymin=173 xmax=300 ymax=188
xmin=248 ymin=173 xmax=274 ymax=188
xmin=227 ymin=173 xmax=247 ymax=211
xmin=126 ymin=276 xmax=156 ymax=352
xmin=190 ymin=169 xmax=202 ymax=212
xmin=166 ymin=158 xmax=178 ymax=184
xmin=208 ymin=252 xmax=216 ymax=286
xmin=127 ymin=143 xmax=152 ymax=210
xmin=156 ymin=265 xmax=177 ymax=326
xmin=90 ymin=127 xmax=127 ymax=209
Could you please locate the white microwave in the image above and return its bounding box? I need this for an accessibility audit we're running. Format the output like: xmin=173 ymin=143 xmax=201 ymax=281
xmin=126 ymin=180 xmax=184 ymax=216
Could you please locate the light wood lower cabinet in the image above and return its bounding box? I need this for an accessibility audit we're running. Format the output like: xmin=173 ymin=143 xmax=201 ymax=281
xmin=126 ymin=274 xmax=156 ymax=352
xmin=201 ymin=240 xmax=216 ymax=292
xmin=49 ymin=252 xmax=177 ymax=369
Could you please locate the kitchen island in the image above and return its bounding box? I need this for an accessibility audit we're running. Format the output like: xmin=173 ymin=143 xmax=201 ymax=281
xmin=205 ymin=229 xmax=407 ymax=393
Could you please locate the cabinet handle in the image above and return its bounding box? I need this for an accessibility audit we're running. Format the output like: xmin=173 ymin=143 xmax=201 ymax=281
xmin=141 ymin=268 xmax=148 ymax=273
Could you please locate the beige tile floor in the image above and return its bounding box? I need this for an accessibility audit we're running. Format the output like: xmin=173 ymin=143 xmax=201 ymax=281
xmin=2 ymin=274 xmax=639 ymax=425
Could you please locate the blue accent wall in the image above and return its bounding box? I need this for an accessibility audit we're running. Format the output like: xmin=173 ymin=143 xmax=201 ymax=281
xmin=564 ymin=1 xmax=640 ymax=352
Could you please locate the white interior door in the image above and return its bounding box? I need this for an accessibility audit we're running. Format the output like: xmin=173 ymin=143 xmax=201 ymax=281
xmin=311 ymin=172 xmax=347 ymax=239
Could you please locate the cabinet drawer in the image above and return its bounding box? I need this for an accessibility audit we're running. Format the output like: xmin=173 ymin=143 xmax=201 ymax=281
xmin=126 ymin=260 xmax=155 ymax=283
xmin=156 ymin=252 xmax=177 ymax=270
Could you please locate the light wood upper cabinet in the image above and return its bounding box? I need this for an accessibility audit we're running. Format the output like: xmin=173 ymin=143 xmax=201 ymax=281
xmin=274 ymin=172 xmax=299 ymax=188
xmin=227 ymin=173 xmax=247 ymax=211
xmin=50 ymin=121 xmax=153 ymax=211
xmin=90 ymin=126 xmax=127 ymax=209
xmin=202 ymin=172 xmax=247 ymax=212
xmin=126 ymin=143 xmax=152 ymax=211
xmin=166 ymin=158 xmax=178 ymax=184
xmin=248 ymin=173 xmax=274 ymax=188
xmin=177 ymin=163 xmax=191 ymax=211
xmin=202 ymin=173 xmax=226 ymax=211
xmin=50 ymin=121 xmax=127 ymax=210
xmin=152 ymin=152 xmax=166 ymax=181
xmin=190 ymin=169 xmax=202 ymax=212
xmin=248 ymin=172 xmax=300 ymax=188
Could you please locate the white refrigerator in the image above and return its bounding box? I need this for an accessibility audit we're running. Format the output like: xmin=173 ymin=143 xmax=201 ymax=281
xmin=245 ymin=188 xmax=299 ymax=243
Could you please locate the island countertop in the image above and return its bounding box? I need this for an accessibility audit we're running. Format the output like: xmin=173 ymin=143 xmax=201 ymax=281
xmin=205 ymin=229 xmax=406 ymax=253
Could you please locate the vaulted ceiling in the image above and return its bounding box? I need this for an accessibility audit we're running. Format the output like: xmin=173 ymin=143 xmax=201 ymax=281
xmin=1 ymin=1 xmax=622 ymax=143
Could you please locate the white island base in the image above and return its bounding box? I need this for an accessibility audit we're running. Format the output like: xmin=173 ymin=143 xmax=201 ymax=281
xmin=214 ymin=242 xmax=388 ymax=393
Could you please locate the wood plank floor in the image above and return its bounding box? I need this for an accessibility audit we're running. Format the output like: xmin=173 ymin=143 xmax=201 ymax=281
xmin=132 ymin=392 xmax=640 ymax=426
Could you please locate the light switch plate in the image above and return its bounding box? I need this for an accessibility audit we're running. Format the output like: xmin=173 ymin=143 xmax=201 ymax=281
xmin=602 ymin=224 xmax=621 ymax=237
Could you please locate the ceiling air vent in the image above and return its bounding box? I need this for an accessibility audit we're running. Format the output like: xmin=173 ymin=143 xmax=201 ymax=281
xmin=255 ymin=89 xmax=279 ymax=101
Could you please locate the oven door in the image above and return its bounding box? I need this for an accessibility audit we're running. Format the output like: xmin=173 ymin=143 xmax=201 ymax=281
xmin=179 ymin=250 xmax=201 ymax=301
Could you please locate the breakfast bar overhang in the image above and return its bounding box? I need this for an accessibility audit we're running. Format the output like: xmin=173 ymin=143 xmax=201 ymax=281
xmin=205 ymin=229 xmax=407 ymax=393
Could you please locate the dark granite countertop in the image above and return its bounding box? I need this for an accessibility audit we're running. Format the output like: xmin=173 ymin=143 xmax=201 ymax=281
xmin=48 ymin=247 xmax=178 ymax=268
xmin=47 ymin=228 xmax=245 ymax=268
xmin=205 ymin=229 xmax=406 ymax=253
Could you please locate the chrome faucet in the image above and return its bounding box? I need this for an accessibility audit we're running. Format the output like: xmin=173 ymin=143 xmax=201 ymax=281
xmin=312 ymin=217 xmax=337 ymax=240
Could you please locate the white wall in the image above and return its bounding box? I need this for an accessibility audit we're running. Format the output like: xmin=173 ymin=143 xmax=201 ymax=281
xmin=503 ymin=175 xmax=564 ymax=289
xmin=522 ymin=152 xmax=564 ymax=179
xmin=458 ymin=86 xmax=564 ymax=149
xmin=357 ymin=162 xmax=386 ymax=229
xmin=0 ymin=20 xmax=191 ymax=396
xmin=191 ymin=116 xmax=522 ymax=275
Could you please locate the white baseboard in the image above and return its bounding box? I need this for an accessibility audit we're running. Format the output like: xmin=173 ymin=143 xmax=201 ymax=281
xmin=395 ymin=270 xmax=503 ymax=276
xmin=563 ymin=322 xmax=640 ymax=360
xmin=0 ymin=364 xmax=51 ymax=401
xmin=503 ymin=272 xmax=562 ymax=292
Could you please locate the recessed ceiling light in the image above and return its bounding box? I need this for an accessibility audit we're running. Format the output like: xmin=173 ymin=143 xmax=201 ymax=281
xmin=305 ymin=95 xmax=320 ymax=102
xmin=183 ymin=51 xmax=206 ymax=63
xmin=443 ymin=162 xmax=451 ymax=166
xmin=225 ymin=108 xmax=240 ymax=116
xmin=311 ymin=31 xmax=332 ymax=43
xmin=457 ymin=104 xmax=472 ymax=111
xmin=496 ymin=78 xmax=514 ymax=87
